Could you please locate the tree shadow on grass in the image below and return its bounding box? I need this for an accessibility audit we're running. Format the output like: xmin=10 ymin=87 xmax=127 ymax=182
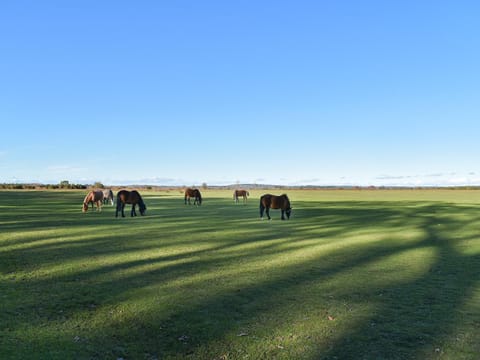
xmin=88 ymin=202 xmax=479 ymax=359
xmin=139 ymin=201 xmax=479 ymax=359
xmin=1 ymin=192 xmax=480 ymax=359
xmin=313 ymin=204 xmax=480 ymax=359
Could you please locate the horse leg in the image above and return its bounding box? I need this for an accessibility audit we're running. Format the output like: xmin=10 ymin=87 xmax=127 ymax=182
xmin=121 ymin=203 xmax=126 ymax=217
xmin=131 ymin=204 xmax=137 ymax=217
xmin=260 ymin=203 xmax=265 ymax=219
xmin=115 ymin=202 xmax=123 ymax=217
xmin=266 ymin=207 xmax=271 ymax=220
xmin=281 ymin=209 xmax=285 ymax=220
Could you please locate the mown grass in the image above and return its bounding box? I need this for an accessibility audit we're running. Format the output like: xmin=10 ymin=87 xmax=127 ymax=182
xmin=0 ymin=189 xmax=479 ymax=359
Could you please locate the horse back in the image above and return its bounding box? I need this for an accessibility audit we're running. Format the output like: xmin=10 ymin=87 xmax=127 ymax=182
xmin=118 ymin=189 xmax=143 ymax=203
xmin=185 ymin=188 xmax=201 ymax=197
xmin=185 ymin=188 xmax=197 ymax=197
xmin=93 ymin=190 xmax=104 ymax=202
xmin=235 ymin=189 xmax=248 ymax=197
xmin=85 ymin=190 xmax=103 ymax=203
xmin=261 ymin=194 xmax=290 ymax=209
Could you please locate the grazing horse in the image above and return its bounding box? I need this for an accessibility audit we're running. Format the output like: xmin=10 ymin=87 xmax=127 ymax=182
xmin=184 ymin=188 xmax=202 ymax=205
xmin=103 ymin=189 xmax=114 ymax=205
xmin=115 ymin=190 xmax=146 ymax=217
xmin=82 ymin=190 xmax=104 ymax=213
xmin=233 ymin=189 xmax=249 ymax=204
xmin=259 ymin=194 xmax=292 ymax=220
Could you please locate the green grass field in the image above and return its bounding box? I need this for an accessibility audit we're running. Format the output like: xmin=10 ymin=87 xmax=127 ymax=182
xmin=1 ymin=189 xmax=479 ymax=359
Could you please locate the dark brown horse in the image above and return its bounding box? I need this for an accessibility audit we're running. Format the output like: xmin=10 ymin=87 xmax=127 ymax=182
xmin=259 ymin=194 xmax=292 ymax=220
xmin=82 ymin=190 xmax=104 ymax=212
xmin=233 ymin=189 xmax=249 ymax=204
xmin=184 ymin=188 xmax=202 ymax=205
xmin=116 ymin=190 xmax=146 ymax=217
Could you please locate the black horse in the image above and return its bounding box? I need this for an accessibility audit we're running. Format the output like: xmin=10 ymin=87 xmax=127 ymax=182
xmin=260 ymin=194 xmax=292 ymax=220
xmin=115 ymin=190 xmax=146 ymax=217
xmin=184 ymin=188 xmax=202 ymax=205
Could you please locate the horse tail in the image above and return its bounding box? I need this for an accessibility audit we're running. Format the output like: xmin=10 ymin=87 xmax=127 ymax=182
xmin=259 ymin=196 xmax=265 ymax=218
xmin=197 ymin=191 xmax=202 ymax=205
xmin=247 ymin=191 xmax=250 ymax=197
xmin=116 ymin=192 xmax=122 ymax=211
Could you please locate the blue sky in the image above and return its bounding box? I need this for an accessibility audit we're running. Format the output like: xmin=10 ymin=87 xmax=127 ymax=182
xmin=1 ymin=1 xmax=479 ymax=186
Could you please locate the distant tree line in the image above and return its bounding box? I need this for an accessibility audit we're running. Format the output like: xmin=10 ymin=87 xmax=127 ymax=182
xmin=2 ymin=181 xmax=480 ymax=191
xmin=0 ymin=180 xmax=88 ymax=190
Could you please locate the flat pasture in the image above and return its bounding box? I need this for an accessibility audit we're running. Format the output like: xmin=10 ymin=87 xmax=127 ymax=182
xmin=1 ymin=189 xmax=479 ymax=359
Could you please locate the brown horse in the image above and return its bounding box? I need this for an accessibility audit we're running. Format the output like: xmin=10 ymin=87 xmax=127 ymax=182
xmin=184 ymin=188 xmax=202 ymax=205
xmin=233 ymin=189 xmax=249 ymax=204
xmin=116 ymin=190 xmax=146 ymax=217
xmin=260 ymin=194 xmax=292 ymax=220
xmin=82 ymin=190 xmax=104 ymax=212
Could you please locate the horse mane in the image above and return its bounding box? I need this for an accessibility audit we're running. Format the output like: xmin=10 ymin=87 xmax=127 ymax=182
xmin=83 ymin=191 xmax=93 ymax=203
xmin=137 ymin=192 xmax=146 ymax=209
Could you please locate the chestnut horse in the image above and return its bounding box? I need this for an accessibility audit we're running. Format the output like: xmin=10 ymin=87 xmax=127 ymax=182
xmin=259 ymin=194 xmax=292 ymax=220
xmin=116 ymin=190 xmax=146 ymax=217
xmin=82 ymin=190 xmax=104 ymax=212
xmin=184 ymin=188 xmax=202 ymax=205
xmin=233 ymin=189 xmax=249 ymax=204
xmin=103 ymin=189 xmax=114 ymax=205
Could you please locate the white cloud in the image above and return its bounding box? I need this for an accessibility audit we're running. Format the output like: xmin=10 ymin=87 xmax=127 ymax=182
xmin=372 ymin=172 xmax=480 ymax=187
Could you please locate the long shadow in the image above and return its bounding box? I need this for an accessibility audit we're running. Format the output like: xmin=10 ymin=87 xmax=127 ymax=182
xmin=1 ymin=192 xmax=479 ymax=359
xmin=65 ymin=202 xmax=478 ymax=359
xmin=317 ymin=204 xmax=480 ymax=359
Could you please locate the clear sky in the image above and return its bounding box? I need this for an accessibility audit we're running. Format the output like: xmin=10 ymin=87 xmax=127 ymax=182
xmin=1 ymin=1 xmax=479 ymax=187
